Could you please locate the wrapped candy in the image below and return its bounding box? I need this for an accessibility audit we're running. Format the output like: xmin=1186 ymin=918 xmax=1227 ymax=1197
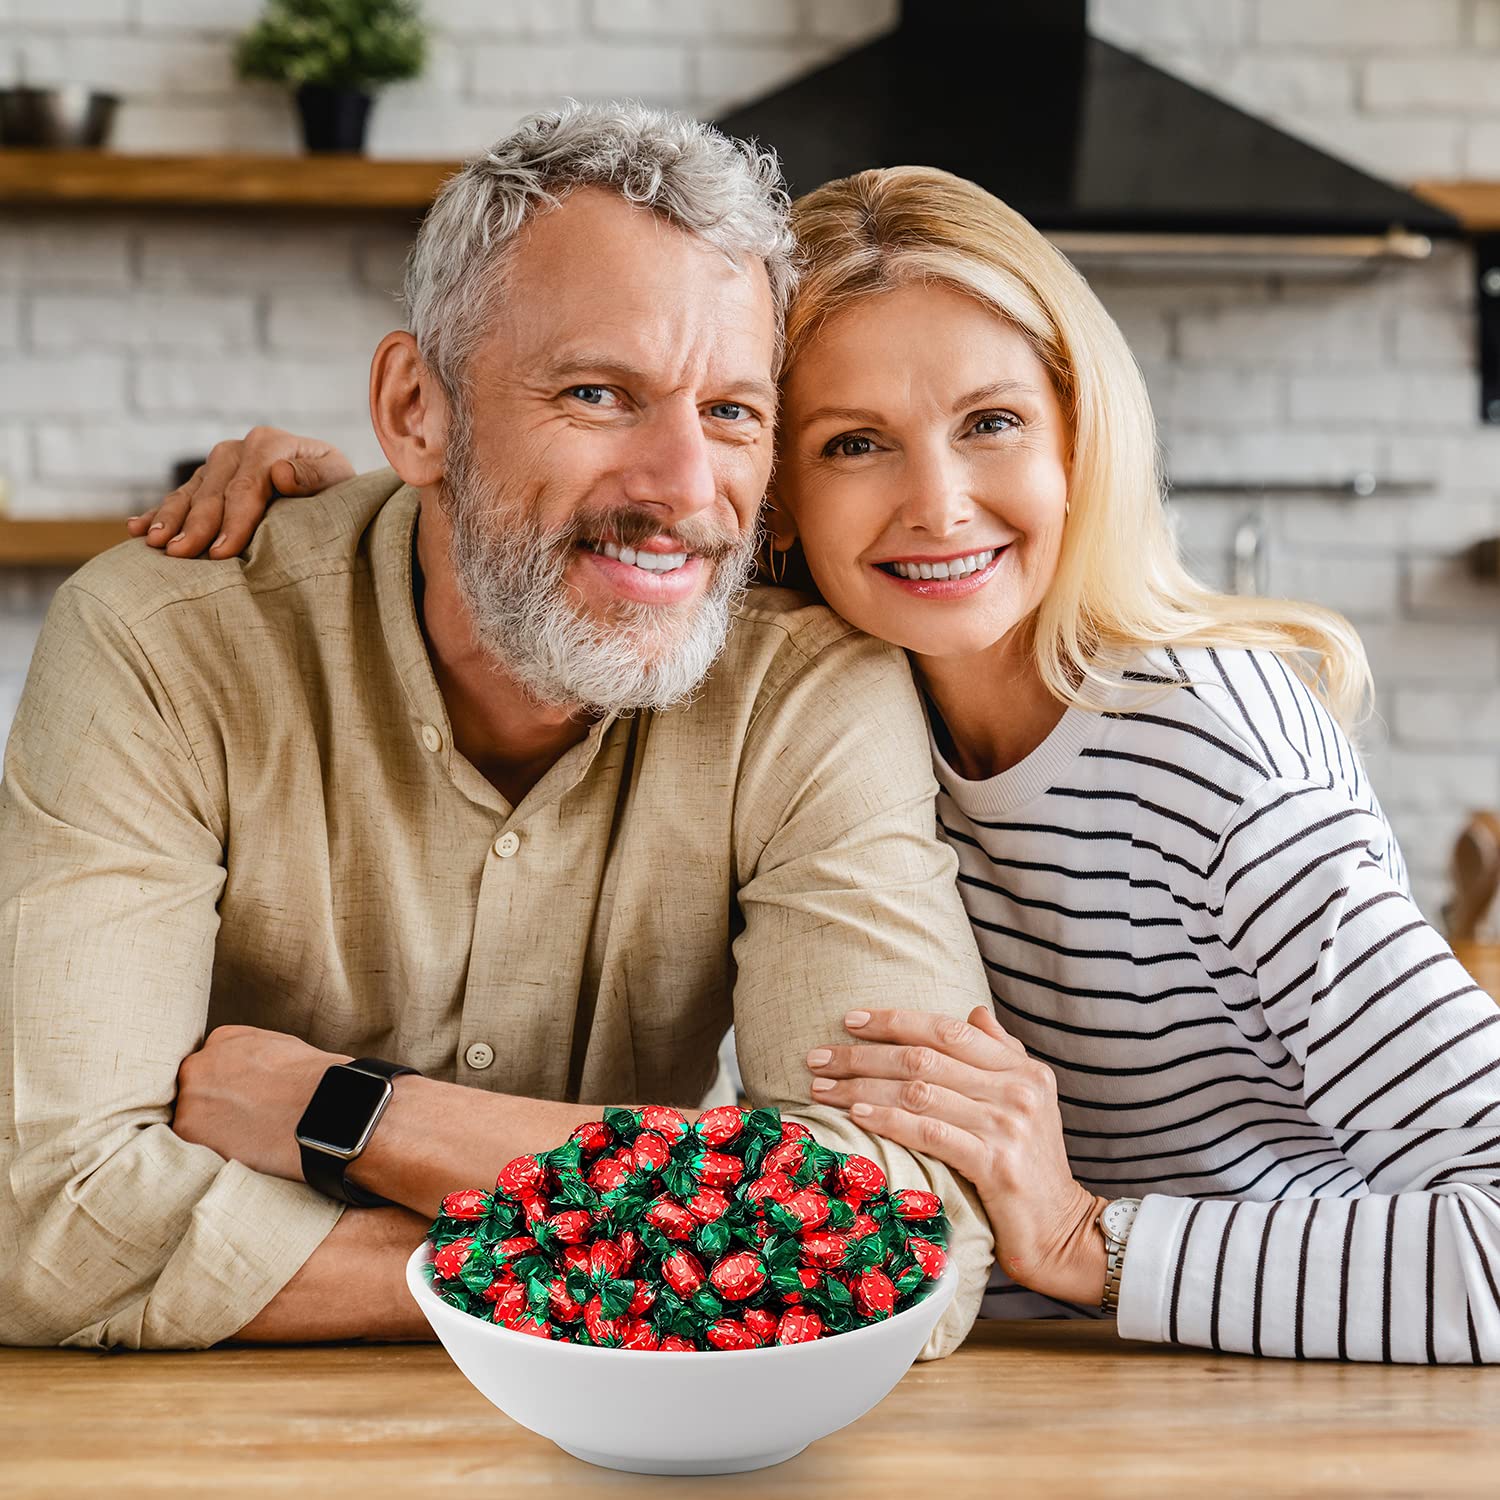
xmin=424 ymin=1106 xmax=949 ymax=1351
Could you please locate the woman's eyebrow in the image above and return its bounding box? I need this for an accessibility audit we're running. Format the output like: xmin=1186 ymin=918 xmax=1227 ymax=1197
xmin=794 ymin=404 xmax=882 ymax=430
xmin=796 ymin=380 xmax=1043 ymax=431
xmin=951 ymin=380 xmax=1041 ymax=411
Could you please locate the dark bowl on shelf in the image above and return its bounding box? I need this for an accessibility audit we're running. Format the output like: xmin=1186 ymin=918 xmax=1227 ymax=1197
xmin=0 ymin=87 xmax=119 ymax=148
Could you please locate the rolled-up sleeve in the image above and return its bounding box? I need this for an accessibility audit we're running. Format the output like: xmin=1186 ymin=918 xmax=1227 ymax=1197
xmin=730 ymin=625 xmax=996 ymax=1360
xmin=0 ymin=580 xmax=341 ymax=1349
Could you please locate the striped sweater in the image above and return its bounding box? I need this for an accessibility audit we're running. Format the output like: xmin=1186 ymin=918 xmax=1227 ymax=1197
xmin=934 ymin=646 xmax=1500 ymax=1362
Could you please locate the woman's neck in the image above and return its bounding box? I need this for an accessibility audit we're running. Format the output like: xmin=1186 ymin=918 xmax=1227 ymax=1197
xmin=914 ymin=624 xmax=1068 ymax=783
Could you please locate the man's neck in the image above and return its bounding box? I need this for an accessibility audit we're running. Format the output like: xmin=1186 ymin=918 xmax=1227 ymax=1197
xmin=414 ymin=493 xmax=594 ymax=805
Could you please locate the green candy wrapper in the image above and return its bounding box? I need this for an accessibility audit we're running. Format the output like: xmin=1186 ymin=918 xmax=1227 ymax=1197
xmin=424 ymin=1105 xmax=949 ymax=1351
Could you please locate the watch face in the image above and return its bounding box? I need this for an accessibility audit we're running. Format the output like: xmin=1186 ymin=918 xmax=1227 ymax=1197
xmin=1101 ymin=1199 xmax=1140 ymax=1241
xmin=296 ymin=1067 xmax=391 ymax=1156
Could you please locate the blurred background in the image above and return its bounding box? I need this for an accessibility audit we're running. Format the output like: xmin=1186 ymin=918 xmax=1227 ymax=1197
xmin=0 ymin=0 xmax=1498 ymax=935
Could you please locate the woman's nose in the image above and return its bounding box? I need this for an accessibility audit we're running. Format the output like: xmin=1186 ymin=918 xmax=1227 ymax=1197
xmin=897 ymin=446 xmax=974 ymax=536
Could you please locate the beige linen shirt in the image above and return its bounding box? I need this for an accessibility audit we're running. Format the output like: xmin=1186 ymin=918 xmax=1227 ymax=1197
xmin=0 ymin=470 xmax=994 ymax=1353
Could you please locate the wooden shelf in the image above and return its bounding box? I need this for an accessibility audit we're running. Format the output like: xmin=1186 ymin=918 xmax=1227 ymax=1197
xmin=0 ymin=517 xmax=132 ymax=567
xmin=0 ymin=149 xmax=460 ymax=210
xmin=1413 ymin=180 xmax=1500 ymax=233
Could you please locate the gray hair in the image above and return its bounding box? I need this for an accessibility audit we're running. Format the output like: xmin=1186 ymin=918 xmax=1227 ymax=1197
xmin=404 ymin=99 xmax=798 ymax=398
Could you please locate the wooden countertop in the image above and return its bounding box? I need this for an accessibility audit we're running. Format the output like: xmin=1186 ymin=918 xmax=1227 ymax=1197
xmin=3 ymin=1321 xmax=1496 ymax=1500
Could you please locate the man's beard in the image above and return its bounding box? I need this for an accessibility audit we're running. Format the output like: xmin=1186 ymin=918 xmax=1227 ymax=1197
xmin=441 ymin=425 xmax=758 ymax=717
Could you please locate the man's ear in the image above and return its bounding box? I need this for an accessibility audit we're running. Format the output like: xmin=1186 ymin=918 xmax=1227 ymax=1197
xmin=370 ymin=330 xmax=448 ymax=489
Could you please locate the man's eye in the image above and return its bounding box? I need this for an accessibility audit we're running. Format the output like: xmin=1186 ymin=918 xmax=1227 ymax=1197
xmin=824 ymin=434 xmax=875 ymax=458
xmin=567 ymin=385 xmax=611 ymax=406
xmin=709 ymin=402 xmax=747 ymax=421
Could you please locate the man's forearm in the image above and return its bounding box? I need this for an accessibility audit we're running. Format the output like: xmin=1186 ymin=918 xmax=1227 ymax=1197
xmin=235 ymin=1087 xmax=670 ymax=1345
xmin=348 ymin=1075 xmax=685 ymax=1218
xmin=235 ymin=1205 xmax=433 ymax=1342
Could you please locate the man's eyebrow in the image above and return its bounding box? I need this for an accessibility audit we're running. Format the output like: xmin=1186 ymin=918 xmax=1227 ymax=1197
xmin=540 ymin=355 xmax=778 ymax=411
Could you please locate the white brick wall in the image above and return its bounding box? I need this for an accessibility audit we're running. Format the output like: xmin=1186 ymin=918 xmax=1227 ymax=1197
xmin=1 ymin=0 xmax=1498 ymax=924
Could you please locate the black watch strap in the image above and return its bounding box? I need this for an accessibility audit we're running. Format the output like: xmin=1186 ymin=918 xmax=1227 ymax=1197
xmin=298 ymin=1057 xmax=418 ymax=1208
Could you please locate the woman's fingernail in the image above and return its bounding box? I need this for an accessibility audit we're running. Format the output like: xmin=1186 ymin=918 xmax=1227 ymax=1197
xmin=850 ymin=1102 xmax=874 ymax=1119
xmin=811 ymin=1078 xmax=835 ymax=1094
xmin=211 ymin=535 xmax=227 ymax=550
xmin=807 ymin=1048 xmax=831 ymax=1068
xmin=844 ymin=1010 xmax=871 ymax=1030
xmin=127 ymin=514 xmax=139 ymax=523
xmin=169 ymin=532 xmax=185 ymax=544
xmin=148 ymin=522 xmax=165 ymax=533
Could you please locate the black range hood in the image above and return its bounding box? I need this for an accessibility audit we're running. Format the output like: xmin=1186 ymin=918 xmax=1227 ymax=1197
xmin=715 ymin=0 xmax=1460 ymax=258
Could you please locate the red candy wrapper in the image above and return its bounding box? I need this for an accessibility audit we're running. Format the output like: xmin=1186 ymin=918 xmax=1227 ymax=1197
xmin=424 ymin=1105 xmax=949 ymax=1351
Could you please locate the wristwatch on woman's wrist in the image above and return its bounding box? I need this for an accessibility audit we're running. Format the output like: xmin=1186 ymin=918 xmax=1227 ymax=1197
xmin=1096 ymin=1197 xmax=1141 ymax=1318
xmin=295 ymin=1057 xmax=418 ymax=1207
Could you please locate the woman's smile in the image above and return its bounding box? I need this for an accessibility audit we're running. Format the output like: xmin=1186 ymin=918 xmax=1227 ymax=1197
xmin=871 ymin=544 xmax=1009 ymax=598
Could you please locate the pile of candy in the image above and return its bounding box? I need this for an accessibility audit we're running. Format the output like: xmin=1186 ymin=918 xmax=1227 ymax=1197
xmin=424 ymin=1104 xmax=949 ymax=1350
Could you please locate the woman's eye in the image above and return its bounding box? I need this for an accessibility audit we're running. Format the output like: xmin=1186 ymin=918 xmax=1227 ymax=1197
xmin=971 ymin=411 xmax=1020 ymax=435
xmin=709 ymin=402 xmax=748 ymax=421
xmin=567 ymin=385 xmax=612 ymax=406
xmin=824 ymin=434 xmax=875 ymax=458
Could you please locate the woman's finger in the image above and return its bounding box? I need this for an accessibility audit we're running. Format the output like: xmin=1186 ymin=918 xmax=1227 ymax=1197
xmin=207 ymin=472 xmax=274 ymax=559
xmin=149 ymin=441 xmax=242 ymax=548
xmin=841 ymin=1098 xmax=990 ymax=1184
xmin=810 ymin=1073 xmax=996 ymax=1136
xmin=841 ymin=1006 xmax=1021 ymax=1070
xmin=136 ymin=465 xmax=202 ymax=543
xmin=164 ymin=487 xmax=225 ymax=557
xmin=807 ymin=1038 xmax=1015 ymax=1106
xmin=143 ymin=485 xmax=198 ymax=549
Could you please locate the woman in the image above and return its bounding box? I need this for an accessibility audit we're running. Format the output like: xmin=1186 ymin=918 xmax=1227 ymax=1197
xmin=130 ymin=167 xmax=1500 ymax=1363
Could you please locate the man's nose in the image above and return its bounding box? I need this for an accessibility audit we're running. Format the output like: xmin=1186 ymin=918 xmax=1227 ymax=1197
xmin=622 ymin=400 xmax=718 ymax=522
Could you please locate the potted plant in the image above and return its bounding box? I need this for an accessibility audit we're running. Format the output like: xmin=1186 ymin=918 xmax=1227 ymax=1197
xmin=236 ymin=0 xmax=427 ymax=155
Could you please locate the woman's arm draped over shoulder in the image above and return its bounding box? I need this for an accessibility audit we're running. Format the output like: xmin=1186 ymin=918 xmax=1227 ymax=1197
xmin=1119 ymin=777 xmax=1500 ymax=1362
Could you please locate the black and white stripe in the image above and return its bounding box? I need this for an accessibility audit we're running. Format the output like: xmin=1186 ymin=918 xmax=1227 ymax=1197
xmin=940 ymin=646 xmax=1498 ymax=1361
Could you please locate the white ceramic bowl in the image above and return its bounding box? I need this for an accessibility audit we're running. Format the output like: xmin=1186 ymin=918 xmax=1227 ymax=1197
xmin=405 ymin=1242 xmax=957 ymax=1475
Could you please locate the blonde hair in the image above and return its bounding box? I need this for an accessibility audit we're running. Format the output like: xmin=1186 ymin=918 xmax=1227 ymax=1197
xmin=783 ymin=166 xmax=1372 ymax=727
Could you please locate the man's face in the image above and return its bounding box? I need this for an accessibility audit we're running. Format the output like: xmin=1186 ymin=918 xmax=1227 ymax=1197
xmin=440 ymin=187 xmax=779 ymax=714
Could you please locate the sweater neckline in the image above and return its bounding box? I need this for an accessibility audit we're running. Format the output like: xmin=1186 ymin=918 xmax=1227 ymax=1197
xmin=928 ymin=701 xmax=1100 ymax=819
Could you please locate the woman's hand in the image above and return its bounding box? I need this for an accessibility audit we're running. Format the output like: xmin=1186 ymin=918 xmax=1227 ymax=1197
xmin=807 ymin=1005 xmax=1109 ymax=1306
xmin=126 ymin=426 xmax=356 ymax=559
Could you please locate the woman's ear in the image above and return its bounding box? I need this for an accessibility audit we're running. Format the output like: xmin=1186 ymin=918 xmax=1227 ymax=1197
xmin=369 ymin=330 xmax=448 ymax=489
xmin=764 ymin=488 xmax=800 ymax=554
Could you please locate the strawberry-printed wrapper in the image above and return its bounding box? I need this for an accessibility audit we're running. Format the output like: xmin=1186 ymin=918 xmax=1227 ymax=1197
xmin=423 ymin=1104 xmax=949 ymax=1350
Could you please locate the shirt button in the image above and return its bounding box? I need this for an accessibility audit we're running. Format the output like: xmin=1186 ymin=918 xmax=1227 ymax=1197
xmin=494 ymin=830 xmax=521 ymax=859
xmin=420 ymin=724 xmax=443 ymax=753
xmin=465 ymin=1041 xmax=495 ymax=1070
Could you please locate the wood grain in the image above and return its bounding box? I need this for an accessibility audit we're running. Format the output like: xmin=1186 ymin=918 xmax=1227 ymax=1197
xmin=0 ymin=149 xmax=459 ymax=210
xmin=1454 ymin=941 xmax=1500 ymax=1003
xmin=1412 ymin=180 xmax=1500 ymax=233
xmin=0 ymin=516 xmax=132 ymax=566
xmin=3 ymin=1321 xmax=1497 ymax=1500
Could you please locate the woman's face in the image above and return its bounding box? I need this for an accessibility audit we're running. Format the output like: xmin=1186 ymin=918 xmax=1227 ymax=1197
xmin=775 ymin=282 xmax=1071 ymax=662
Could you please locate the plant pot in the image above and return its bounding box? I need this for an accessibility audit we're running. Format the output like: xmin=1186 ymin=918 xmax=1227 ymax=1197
xmin=295 ymin=84 xmax=373 ymax=154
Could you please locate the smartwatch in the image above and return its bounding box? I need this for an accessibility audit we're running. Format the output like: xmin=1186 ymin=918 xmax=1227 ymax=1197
xmin=296 ymin=1057 xmax=418 ymax=1207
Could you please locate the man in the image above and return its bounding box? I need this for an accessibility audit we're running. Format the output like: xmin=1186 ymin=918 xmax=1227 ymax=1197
xmin=0 ymin=102 xmax=993 ymax=1352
